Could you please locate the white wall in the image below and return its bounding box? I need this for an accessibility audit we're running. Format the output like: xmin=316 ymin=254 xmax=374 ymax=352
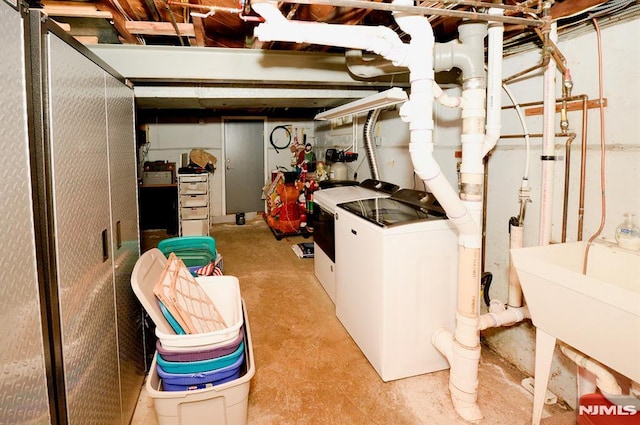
xmin=313 ymin=17 xmax=640 ymax=408
xmin=145 ymin=118 xmax=316 ymax=218
xmin=483 ymin=18 xmax=640 ymax=407
xmin=144 ymin=121 xmax=224 ymax=217
xmin=265 ymin=119 xmax=316 ymax=175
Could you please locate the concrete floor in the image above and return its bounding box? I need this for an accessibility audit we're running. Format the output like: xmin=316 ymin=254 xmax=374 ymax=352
xmin=132 ymin=217 xmax=575 ymax=425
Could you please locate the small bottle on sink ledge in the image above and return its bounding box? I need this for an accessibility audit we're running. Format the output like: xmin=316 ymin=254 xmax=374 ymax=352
xmin=614 ymin=212 xmax=640 ymax=250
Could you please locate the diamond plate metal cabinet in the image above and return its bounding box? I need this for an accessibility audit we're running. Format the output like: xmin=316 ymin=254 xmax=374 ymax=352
xmin=105 ymin=73 xmax=145 ymax=422
xmin=0 ymin=3 xmax=52 ymax=424
xmin=47 ymin=34 xmax=121 ymax=424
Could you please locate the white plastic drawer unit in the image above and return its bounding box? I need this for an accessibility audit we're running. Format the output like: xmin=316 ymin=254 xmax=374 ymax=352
xmin=179 ymin=174 xmax=208 ymax=183
xmin=178 ymin=173 xmax=210 ymax=236
xmin=182 ymin=194 xmax=208 ymax=208
xmin=179 ymin=181 xmax=208 ymax=194
xmin=181 ymin=219 xmax=209 ymax=236
xmin=181 ymin=206 xmax=208 ymax=220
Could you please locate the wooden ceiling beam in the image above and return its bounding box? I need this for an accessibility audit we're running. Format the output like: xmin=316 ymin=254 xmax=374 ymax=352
xmin=125 ymin=21 xmax=196 ymax=37
xmin=551 ymin=0 xmax=607 ymax=19
xmin=93 ymin=1 xmax=141 ymax=44
xmin=42 ymin=1 xmax=112 ymax=18
xmin=191 ymin=15 xmax=206 ymax=47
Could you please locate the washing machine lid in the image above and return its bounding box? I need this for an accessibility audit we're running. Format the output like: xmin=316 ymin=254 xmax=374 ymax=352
xmin=337 ymin=189 xmax=446 ymax=227
xmin=313 ymin=179 xmax=399 ymax=214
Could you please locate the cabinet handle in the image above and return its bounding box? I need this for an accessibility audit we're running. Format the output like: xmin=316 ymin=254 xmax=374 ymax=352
xmin=351 ymin=229 xmax=357 ymax=235
xmin=116 ymin=220 xmax=122 ymax=249
xmin=101 ymin=229 xmax=109 ymax=262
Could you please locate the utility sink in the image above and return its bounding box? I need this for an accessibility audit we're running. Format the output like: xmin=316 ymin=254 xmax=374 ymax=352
xmin=511 ymin=240 xmax=640 ymax=424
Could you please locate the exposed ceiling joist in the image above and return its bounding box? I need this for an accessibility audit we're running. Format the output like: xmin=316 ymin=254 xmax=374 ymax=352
xmin=125 ymin=21 xmax=196 ymax=36
xmin=42 ymin=0 xmax=112 ymax=18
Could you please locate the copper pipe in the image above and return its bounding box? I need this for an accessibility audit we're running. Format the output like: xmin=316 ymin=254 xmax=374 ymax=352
xmin=503 ymin=7 xmax=551 ymax=83
xmin=501 ymin=114 xmax=588 ymax=244
xmin=269 ymin=0 xmax=545 ymax=26
xmin=418 ymin=0 xmax=540 ymax=14
xmin=562 ymin=133 xmax=577 ymax=242
xmin=502 ymin=56 xmax=549 ymax=83
xmin=583 ymin=18 xmax=608 ymax=275
xmin=501 ymin=94 xmax=591 ymax=110
xmin=576 ymin=94 xmax=589 ymax=241
xmin=534 ymin=27 xmax=569 ymax=76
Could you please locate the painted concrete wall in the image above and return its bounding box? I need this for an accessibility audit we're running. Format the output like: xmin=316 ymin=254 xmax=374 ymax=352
xmin=314 ymin=17 xmax=639 ymax=408
xmin=483 ymin=18 xmax=639 ymax=408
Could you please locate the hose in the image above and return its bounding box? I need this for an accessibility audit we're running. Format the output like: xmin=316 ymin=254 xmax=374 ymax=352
xmin=269 ymin=125 xmax=291 ymax=153
xmin=481 ymin=271 xmax=493 ymax=307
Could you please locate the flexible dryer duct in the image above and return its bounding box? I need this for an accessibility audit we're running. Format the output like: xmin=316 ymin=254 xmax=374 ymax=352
xmin=363 ymin=109 xmax=382 ymax=180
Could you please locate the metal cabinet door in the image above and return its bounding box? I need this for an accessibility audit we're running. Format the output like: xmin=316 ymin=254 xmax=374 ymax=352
xmin=48 ymin=34 xmax=121 ymax=424
xmin=105 ymin=73 xmax=144 ymax=423
xmin=0 ymin=3 xmax=52 ymax=423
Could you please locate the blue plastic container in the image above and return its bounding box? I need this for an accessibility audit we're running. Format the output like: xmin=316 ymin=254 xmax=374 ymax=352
xmin=161 ymin=369 xmax=241 ymax=391
xmin=157 ymin=352 xmax=245 ymax=391
xmin=158 ymin=301 xmax=186 ymax=335
xmin=156 ymin=341 xmax=245 ymax=374
xmin=157 ymin=236 xmax=216 ymax=267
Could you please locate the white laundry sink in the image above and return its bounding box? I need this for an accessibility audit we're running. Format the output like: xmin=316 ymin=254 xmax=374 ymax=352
xmin=511 ymin=240 xmax=640 ymax=424
xmin=512 ymin=240 xmax=640 ymax=382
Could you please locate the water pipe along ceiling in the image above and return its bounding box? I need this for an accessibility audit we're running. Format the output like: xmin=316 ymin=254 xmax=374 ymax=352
xmin=35 ymin=0 xmax=639 ymax=113
xmin=38 ymin=0 xmax=638 ymax=51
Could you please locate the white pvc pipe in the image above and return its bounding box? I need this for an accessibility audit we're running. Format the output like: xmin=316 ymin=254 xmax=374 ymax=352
xmin=538 ymin=22 xmax=558 ymax=246
xmin=253 ymin=2 xmax=407 ymax=65
xmin=433 ymin=82 xmax=464 ymax=108
xmin=508 ymin=223 xmax=524 ymax=307
xmin=482 ymin=8 xmax=504 ymax=157
xmin=478 ymin=301 xmax=529 ymax=330
xmin=561 ymin=345 xmax=622 ymax=398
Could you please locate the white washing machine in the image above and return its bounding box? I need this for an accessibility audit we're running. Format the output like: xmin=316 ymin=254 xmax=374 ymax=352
xmin=334 ymin=189 xmax=458 ymax=382
xmin=313 ymin=180 xmax=398 ymax=304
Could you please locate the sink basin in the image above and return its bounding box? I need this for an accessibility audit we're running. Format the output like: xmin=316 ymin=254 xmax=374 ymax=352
xmin=511 ymin=240 xmax=640 ymax=424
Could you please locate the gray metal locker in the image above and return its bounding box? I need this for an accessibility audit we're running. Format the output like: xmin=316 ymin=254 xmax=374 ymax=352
xmin=47 ymin=34 xmax=122 ymax=423
xmin=0 ymin=6 xmax=144 ymax=424
xmin=0 ymin=2 xmax=52 ymax=423
xmin=105 ymin=73 xmax=146 ymax=422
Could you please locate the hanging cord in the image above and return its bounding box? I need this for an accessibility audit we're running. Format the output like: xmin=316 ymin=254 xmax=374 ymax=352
xmin=582 ymin=16 xmax=608 ymax=274
xmin=269 ymin=125 xmax=292 ymax=153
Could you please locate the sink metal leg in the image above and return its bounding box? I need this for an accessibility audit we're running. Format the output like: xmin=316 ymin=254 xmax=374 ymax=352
xmin=532 ymin=328 xmax=556 ymax=425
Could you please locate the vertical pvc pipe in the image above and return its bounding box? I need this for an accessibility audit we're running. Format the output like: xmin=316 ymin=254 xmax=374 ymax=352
xmin=538 ymin=20 xmax=557 ymax=246
xmin=508 ymin=223 xmax=524 ymax=307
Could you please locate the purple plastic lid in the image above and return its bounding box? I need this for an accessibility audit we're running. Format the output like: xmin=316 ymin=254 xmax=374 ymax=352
xmin=156 ymin=327 xmax=244 ymax=362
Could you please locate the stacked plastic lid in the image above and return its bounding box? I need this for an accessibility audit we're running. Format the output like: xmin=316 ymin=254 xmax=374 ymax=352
xmin=155 ymin=326 xmax=247 ymax=391
xmin=131 ymin=248 xmax=247 ymax=391
xmin=157 ymin=236 xmax=224 ymax=276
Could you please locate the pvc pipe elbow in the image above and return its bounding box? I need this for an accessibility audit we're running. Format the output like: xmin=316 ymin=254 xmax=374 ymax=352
xmin=433 ymin=82 xmax=463 ymax=108
xmin=432 ymin=327 xmax=454 ymax=361
xmin=561 ymin=346 xmax=622 ymax=396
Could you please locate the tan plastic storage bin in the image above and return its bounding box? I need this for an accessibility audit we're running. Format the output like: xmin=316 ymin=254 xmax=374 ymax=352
xmin=146 ymin=300 xmax=255 ymax=425
xmin=181 ymin=206 xmax=209 ymax=220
